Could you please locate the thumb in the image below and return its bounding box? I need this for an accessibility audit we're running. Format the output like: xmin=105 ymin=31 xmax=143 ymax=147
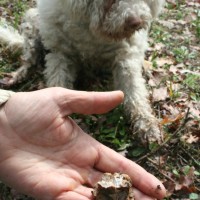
xmin=54 ymin=88 xmax=124 ymax=115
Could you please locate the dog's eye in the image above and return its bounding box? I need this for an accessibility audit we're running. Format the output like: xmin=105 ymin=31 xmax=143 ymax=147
xmin=104 ymin=0 xmax=116 ymax=13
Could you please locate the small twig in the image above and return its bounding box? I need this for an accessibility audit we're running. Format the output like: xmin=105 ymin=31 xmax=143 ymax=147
xmin=180 ymin=146 xmax=200 ymax=167
xmin=147 ymin=157 xmax=176 ymax=183
xmin=136 ymin=108 xmax=190 ymax=163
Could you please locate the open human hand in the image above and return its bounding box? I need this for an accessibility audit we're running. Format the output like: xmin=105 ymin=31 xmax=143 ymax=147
xmin=0 ymin=87 xmax=166 ymax=200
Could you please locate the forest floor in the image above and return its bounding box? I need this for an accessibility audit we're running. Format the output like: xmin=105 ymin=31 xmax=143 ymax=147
xmin=0 ymin=0 xmax=199 ymax=199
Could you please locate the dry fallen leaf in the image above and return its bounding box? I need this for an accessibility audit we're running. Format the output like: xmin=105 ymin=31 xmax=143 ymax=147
xmin=156 ymin=57 xmax=174 ymax=67
xmin=181 ymin=133 xmax=199 ymax=144
xmin=160 ymin=113 xmax=184 ymax=125
xmin=152 ymin=87 xmax=168 ymax=102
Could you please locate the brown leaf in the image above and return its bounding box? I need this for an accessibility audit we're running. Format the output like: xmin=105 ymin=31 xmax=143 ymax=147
xmin=181 ymin=133 xmax=199 ymax=144
xmin=148 ymin=68 xmax=168 ymax=87
xmin=160 ymin=113 xmax=184 ymax=125
xmin=156 ymin=57 xmax=174 ymax=67
xmin=143 ymin=60 xmax=153 ymax=70
xmin=152 ymin=87 xmax=168 ymax=102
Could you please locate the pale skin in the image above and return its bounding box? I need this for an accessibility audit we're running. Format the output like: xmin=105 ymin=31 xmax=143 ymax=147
xmin=0 ymin=87 xmax=166 ymax=200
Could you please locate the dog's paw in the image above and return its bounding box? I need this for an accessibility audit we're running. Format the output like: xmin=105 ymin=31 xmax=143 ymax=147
xmin=132 ymin=117 xmax=163 ymax=145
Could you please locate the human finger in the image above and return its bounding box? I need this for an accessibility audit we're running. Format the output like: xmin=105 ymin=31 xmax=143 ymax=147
xmin=73 ymin=185 xmax=93 ymax=199
xmin=53 ymin=88 xmax=124 ymax=115
xmin=84 ymin=167 xmax=158 ymax=200
xmin=85 ymin=168 xmax=160 ymax=200
xmin=94 ymin=144 xmax=166 ymax=199
xmin=55 ymin=184 xmax=93 ymax=200
xmin=56 ymin=191 xmax=91 ymax=200
xmin=133 ymin=188 xmax=157 ymax=200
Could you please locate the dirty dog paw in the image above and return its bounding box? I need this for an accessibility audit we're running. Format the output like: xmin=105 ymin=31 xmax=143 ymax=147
xmin=132 ymin=117 xmax=163 ymax=145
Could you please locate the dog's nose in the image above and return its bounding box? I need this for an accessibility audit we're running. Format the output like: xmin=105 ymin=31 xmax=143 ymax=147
xmin=125 ymin=17 xmax=143 ymax=31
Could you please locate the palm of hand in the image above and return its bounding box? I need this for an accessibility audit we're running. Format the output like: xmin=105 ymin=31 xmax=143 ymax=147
xmin=0 ymin=88 xmax=166 ymax=200
xmin=1 ymin=88 xmax=103 ymax=199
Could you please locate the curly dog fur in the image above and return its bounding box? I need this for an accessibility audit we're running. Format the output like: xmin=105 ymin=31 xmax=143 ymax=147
xmin=0 ymin=0 xmax=165 ymax=144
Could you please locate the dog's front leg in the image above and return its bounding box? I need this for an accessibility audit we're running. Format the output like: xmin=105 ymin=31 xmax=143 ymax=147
xmin=44 ymin=52 xmax=77 ymax=88
xmin=113 ymin=54 xmax=163 ymax=145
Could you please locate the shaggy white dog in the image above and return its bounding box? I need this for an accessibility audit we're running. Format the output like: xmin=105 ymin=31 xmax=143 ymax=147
xmin=0 ymin=0 xmax=165 ymax=144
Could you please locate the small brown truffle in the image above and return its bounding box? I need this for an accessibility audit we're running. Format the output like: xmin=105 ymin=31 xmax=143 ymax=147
xmin=93 ymin=173 xmax=134 ymax=200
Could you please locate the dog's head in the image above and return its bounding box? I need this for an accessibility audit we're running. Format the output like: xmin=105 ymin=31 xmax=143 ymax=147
xmin=88 ymin=0 xmax=165 ymax=40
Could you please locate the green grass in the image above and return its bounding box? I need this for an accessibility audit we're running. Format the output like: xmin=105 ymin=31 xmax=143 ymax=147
xmin=192 ymin=9 xmax=200 ymax=38
xmin=72 ymin=105 xmax=131 ymax=151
